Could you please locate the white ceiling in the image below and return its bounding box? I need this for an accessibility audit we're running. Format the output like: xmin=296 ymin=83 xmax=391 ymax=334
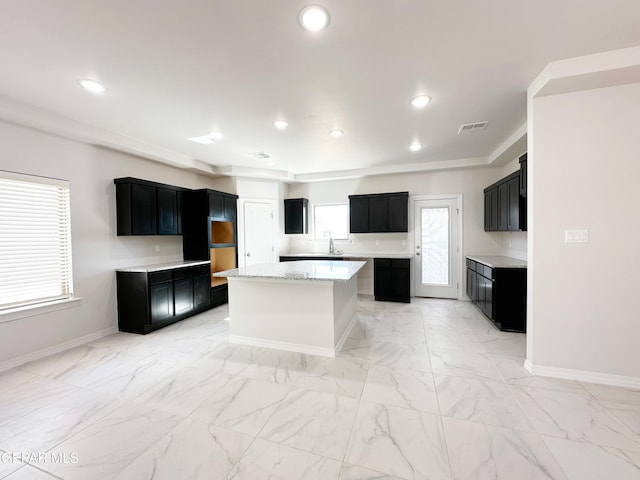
xmin=1 ymin=1 xmax=640 ymax=181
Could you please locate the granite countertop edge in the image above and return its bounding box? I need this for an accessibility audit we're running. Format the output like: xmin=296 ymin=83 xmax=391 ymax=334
xmin=466 ymin=255 xmax=527 ymax=269
xmin=281 ymin=252 xmax=413 ymax=259
xmin=116 ymin=260 xmax=211 ymax=273
xmin=214 ymin=260 xmax=366 ymax=282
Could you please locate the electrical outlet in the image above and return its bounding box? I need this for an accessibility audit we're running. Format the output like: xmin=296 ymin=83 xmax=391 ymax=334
xmin=154 ymin=244 xmax=161 ymax=252
xmin=402 ymin=240 xmax=407 ymax=247
xmin=565 ymin=229 xmax=589 ymax=243
xmin=375 ymin=240 xmax=380 ymax=246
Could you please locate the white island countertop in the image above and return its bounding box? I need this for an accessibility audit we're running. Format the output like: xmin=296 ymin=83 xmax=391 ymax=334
xmin=214 ymin=260 xmax=366 ymax=282
xmin=467 ymin=255 xmax=527 ymax=269
xmin=281 ymin=252 xmax=413 ymax=259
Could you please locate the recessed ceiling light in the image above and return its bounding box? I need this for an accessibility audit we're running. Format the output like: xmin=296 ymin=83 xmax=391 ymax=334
xmin=78 ymin=79 xmax=107 ymax=95
xmin=267 ymin=160 xmax=275 ymax=167
xmin=410 ymin=95 xmax=431 ymax=109
xmin=409 ymin=142 xmax=423 ymax=152
xmin=273 ymin=120 xmax=289 ymax=130
xmin=208 ymin=131 xmax=223 ymax=140
xmin=299 ymin=5 xmax=330 ymax=32
xmin=188 ymin=135 xmax=216 ymax=145
xmin=329 ymin=129 xmax=344 ymax=138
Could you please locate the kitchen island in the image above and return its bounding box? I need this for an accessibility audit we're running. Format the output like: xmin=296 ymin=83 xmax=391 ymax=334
xmin=213 ymin=260 xmax=365 ymax=357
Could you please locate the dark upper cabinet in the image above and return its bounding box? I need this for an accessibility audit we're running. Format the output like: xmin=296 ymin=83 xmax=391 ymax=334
xmin=497 ymin=182 xmax=508 ymax=231
xmin=209 ymin=193 xmax=224 ymax=218
xmin=157 ymin=187 xmax=178 ymax=235
xmin=507 ymin=176 xmax=520 ymax=231
xmin=519 ymin=153 xmax=527 ymax=197
xmin=284 ymin=198 xmax=308 ymax=234
xmin=368 ymin=196 xmax=388 ymax=232
xmin=224 ymin=196 xmax=237 ymax=220
xmin=114 ymin=178 xmax=184 ymax=236
xmin=349 ymin=196 xmax=370 ymax=233
xmin=484 ymin=187 xmax=498 ymax=231
xmin=388 ymin=194 xmax=408 ymax=232
xmin=349 ymin=192 xmax=408 ymax=233
xmin=484 ymin=171 xmax=526 ymax=232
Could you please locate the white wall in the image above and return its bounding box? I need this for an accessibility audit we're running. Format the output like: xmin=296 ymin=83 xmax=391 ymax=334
xmin=528 ymin=81 xmax=640 ymax=382
xmin=234 ymin=178 xmax=289 ymax=266
xmin=0 ymin=120 xmax=222 ymax=367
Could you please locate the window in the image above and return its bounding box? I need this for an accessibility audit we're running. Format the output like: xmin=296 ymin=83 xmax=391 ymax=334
xmin=313 ymin=204 xmax=349 ymax=240
xmin=0 ymin=171 xmax=73 ymax=311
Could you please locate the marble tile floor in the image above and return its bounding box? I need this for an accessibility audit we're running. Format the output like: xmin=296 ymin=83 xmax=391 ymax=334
xmin=0 ymin=298 xmax=639 ymax=479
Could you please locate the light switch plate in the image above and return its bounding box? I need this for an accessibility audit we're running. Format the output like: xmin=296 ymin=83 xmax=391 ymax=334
xmin=565 ymin=229 xmax=589 ymax=243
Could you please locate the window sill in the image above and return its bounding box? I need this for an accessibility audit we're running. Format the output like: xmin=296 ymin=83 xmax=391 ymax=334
xmin=0 ymin=297 xmax=82 ymax=325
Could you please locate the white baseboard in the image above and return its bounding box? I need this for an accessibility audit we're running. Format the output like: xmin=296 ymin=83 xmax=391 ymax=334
xmin=229 ymin=334 xmax=337 ymax=357
xmin=229 ymin=313 xmax=358 ymax=359
xmin=525 ymin=360 xmax=640 ymax=389
xmin=0 ymin=326 xmax=118 ymax=373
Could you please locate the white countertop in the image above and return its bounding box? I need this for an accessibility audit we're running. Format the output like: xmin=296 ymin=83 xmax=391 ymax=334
xmin=214 ymin=260 xmax=366 ymax=282
xmin=467 ymin=255 xmax=527 ymax=269
xmin=116 ymin=260 xmax=210 ymax=273
xmin=281 ymin=252 xmax=413 ymax=259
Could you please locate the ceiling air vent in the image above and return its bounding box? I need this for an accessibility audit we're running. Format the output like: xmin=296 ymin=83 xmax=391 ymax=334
xmin=457 ymin=121 xmax=490 ymax=135
xmin=248 ymin=152 xmax=271 ymax=159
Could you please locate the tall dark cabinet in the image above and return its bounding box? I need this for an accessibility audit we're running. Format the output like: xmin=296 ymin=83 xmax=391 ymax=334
xmin=182 ymin=189 xmax=238 ymax=308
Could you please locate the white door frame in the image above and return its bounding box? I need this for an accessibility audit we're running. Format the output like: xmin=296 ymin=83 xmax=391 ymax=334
xmin=410 ymin=194 xmax=464 ymax=300
xmin=237 ymin=198 xmax=277 ymax=268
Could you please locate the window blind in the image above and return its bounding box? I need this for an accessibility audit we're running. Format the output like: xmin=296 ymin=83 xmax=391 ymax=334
xmin=0 ymin=171 xmax=73 ymax=310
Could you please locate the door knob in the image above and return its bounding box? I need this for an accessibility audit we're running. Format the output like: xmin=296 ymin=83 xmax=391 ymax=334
xmin=246 ymin=252 xmax=251 ymax=257
xmin=416 ymin=252 xmax=420 ymax=256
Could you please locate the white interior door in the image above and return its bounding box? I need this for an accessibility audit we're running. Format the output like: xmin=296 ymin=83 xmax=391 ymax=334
xmin=242 ymin=201 xmax=274 ymax=267
xmin=413 ymin=197 xmax=460 ymax=298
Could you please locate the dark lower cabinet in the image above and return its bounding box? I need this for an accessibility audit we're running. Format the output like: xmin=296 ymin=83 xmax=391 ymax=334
xmin=279 ymin=256 xmax=344 ymax=262
xmin=117 ymin=263 xmax=214 ymax=334
xmin=173 ymin=276 xmax=194 ymax=316
xmin=374 ymin=258 xmax=410 ymax=303
xmin=150 ymin=281 xmax=173 ymax=323
xmin=194 ymin=273 xmax=211 ymax=309
xmin=466 ymin=258 xmax=526 ymax=333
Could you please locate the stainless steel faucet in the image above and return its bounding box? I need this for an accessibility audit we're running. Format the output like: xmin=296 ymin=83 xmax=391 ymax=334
xmin=329 ymin=236 xmax=335 ymax=254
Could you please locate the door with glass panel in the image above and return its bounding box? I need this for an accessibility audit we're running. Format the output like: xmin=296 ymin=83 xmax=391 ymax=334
xmin=413 ymin=198 xmax=460 ymax=298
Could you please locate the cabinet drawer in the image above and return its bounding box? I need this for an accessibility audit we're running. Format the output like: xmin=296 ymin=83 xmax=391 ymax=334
xmin=481 ymin=264 xmax=493 ymax=279
xmin=466 ymin=259 xmax=477 ymax=272
xmin=391 ymin=259 xmax=409 ymax=268
xmin=210 ymin=285 xmax=228 ymax=306
xmin=148 ymin=271 xmax=172 ymax=284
